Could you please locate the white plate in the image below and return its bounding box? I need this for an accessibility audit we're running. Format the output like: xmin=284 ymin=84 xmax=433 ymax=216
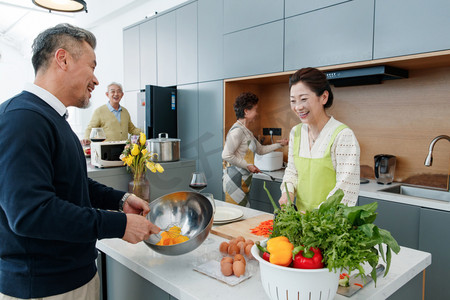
xmin=213 ymin=216 xmax=244 ymax=225
xmin=214 ymin=206 xmax=243 ymax=223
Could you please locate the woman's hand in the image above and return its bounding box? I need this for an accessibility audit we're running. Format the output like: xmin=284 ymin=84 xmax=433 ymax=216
xmin=247 ymin=164 xmax=261 ymax=173
xmin=122 ymin=194 xmax=150 ymax=217
xmin=277 ymin=139 xmax=289 ymax=146
xmin=278 ymin=192 xmax=295 ymax=205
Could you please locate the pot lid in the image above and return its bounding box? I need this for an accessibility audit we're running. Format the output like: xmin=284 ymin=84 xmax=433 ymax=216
xmin=148 ymin=133 xmax=180 ymax=142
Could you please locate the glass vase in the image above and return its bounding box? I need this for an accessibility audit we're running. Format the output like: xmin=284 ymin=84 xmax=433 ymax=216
xmin=128 ymin=173 xmax=150 ymax=203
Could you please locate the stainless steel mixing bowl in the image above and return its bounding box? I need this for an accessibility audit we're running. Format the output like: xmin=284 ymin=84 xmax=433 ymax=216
xmin=144 ymin=191 xmax=214 ymax=255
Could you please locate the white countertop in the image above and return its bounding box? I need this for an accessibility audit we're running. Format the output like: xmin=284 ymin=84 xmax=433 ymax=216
xmin=96 ymin=201 xmax=431 ymax=300
xmin=254 ymin=170 xmax=450 ymax=212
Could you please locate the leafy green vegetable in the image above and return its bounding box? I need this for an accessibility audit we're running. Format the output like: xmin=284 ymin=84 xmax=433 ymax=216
xmin=263 ymin=182 xmax=400 ymax=284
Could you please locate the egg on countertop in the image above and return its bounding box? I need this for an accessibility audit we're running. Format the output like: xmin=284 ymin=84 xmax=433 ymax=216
xmin=221 ymin=262 xmax=233 ymax=276
xmin=233 ymin=260 xmax=245 ymax=277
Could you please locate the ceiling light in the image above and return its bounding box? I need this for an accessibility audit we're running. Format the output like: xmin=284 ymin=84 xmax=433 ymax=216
xmin=32 ymin=0 xmax=87 ymax=13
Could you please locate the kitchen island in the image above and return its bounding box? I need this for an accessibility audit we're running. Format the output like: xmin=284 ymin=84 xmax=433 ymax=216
xmin=96 ymin=201 xmax=431 ymax=300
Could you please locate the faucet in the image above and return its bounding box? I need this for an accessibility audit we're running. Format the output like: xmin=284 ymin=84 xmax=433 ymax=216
xmin=424 ymin=135 xmax=450 ymax=166
xmin=424 ymin=135 xmax=450 ymax=191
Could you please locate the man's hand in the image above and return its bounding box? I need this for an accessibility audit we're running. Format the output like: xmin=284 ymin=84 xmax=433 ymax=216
xmin=122 ymin=214 xmax=161 ymax=244
xmin=122 ymin=194 xmax=150 ymax=216
xmin=80 ymin=139 xmax=91 ymax=146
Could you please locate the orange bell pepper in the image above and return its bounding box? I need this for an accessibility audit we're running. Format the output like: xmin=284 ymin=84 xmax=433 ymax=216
xmin=266 ymin=236 xmax=294 ymax=267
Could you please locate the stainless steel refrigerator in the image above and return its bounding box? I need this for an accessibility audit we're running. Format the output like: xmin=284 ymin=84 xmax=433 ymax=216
xmin=137 ymin=85 xmax=177 ymax=139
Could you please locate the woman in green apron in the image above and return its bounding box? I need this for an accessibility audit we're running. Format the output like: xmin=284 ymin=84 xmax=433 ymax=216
xmin=279 ymin=68 xmax=360 ymax=210
xmin=223 ymin=92 xmax=288 ymax=207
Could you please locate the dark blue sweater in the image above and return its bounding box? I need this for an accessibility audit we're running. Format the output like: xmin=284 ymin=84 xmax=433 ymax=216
xmin=0 ymin=91 xmax=127 ymax=298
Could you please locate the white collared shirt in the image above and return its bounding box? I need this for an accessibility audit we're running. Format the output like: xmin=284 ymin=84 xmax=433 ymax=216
xmin=106 ymin=101 xmax=122 ymax=122
xmin=24 ymin=82 xmax=68 ymax=119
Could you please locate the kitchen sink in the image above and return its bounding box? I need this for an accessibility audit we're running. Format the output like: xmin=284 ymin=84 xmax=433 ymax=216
xmin=379 ymin=184 xmax=450 ymax=202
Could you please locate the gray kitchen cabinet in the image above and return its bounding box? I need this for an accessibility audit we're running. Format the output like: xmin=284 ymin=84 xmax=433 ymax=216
xmin=249 ymin=179 xmax=281 ymax=213
xmin=223 ymin=20 xmax=284 ymax=79
xmin=198 ymin=0 xmax=224 ymax=82
xmin=177 ymin=83 xmax=199 ymax=162
xmin=285 ymin=0 xmax=349 ymax=18
xmin=419 ymin=208 xmax=450 ymax=300
xmin=123 ymin=25 xmax=140 ymax=92
xmin=198 ymin=80 xmax=224 ymax=200
xmin=358 ymin=196 xmax=422 ymax=300
xmin=139 ymin=19 xmax=157 ymax=87
xmin=374 ymin=0 xmax=450 ymax=59
xmin=157 ymin=10 xmax=177 ymax=87
xmin=284 ymin=0 xmax=374 ymax=71
xmin=358 ymin=196 xmax=420 ymax=249
xmin=102 ymin=254 xmax=173 ymax=300
xmin=176 ymin=2 xmax=198 ymax=85
xmin=223 ymin=0 xmax=284 ymax=34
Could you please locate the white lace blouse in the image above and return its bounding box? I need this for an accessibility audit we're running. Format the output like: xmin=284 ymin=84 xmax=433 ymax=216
xmin=281 ymin=117 xmax=360 ymax=206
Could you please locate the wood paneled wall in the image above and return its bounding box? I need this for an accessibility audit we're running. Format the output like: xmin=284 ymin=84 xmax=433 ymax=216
xmin=224 ymin=67 xmax=450 ymax=189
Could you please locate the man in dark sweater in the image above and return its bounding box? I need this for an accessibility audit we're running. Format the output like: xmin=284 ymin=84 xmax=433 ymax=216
xmin=0 ymin=24 xmax=160 ymax=299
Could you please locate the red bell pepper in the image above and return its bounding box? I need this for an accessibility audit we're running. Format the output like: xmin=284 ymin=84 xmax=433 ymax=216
xmin=256 ymin=241 xmax=271 ymax=262
xmin=292 ymin=246 xmax=324 ymax=269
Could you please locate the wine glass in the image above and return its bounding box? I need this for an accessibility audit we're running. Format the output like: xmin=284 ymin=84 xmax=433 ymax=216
xmin=90 ymin=128 xmax=106 ymax=142
xmin=189 ymin=171 xmax=207 ymax=193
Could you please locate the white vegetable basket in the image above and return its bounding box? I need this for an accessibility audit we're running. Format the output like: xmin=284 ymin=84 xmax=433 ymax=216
xmin=251 ymin=243 xmax=340 ymax=300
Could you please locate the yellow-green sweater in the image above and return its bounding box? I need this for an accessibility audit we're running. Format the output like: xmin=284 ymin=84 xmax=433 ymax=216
xmin=84 ymin=104 xmax=141 ymax=141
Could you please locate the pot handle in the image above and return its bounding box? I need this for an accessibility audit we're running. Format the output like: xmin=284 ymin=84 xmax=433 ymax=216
xmin=158 ymin=133 xmax=169 ymax=139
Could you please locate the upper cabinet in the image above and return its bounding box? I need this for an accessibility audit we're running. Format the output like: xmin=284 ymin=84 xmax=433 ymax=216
xmin=125 ymin=0 xmax=450 ymax=89
xmin=198 ymin=0 xmax=224 ymax=82
xmin=157 ymin=11 xmax=177 ymax=87
xmin=140 ymin=19 xmax=157 ymax=87
xmin=284 ymin=0 xmax=374 ymax=71
xmin=374 ymin=0 xmax=450 ymax=59
xmin=285 ymin=0 xmax=349 ymax=18
xmin=176 ymin=2 xmax=198 ymax=85
xmin=224 ymin=20 xmax=284 ymax=78
xmin=123 ymin=25 xmax=140 ymax=92
xmin=223 ymin=0 xmax=284 ymax=33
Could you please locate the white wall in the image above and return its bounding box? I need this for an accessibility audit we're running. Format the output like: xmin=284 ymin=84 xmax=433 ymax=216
xmin=0 ymin=41 xmax=34 ymax=101
xmin=72 ymin=0 xmax=187 ymax=138
xmin=0 ymin=0 xmax=187 ymax=138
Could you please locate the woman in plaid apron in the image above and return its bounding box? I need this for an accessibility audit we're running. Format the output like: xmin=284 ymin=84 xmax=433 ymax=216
xmin=222 ymin=92 xmax=288 ymax=207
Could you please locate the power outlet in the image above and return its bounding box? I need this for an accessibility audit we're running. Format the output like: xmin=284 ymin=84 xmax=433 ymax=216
xmin=262 ymin=128 xmax=282 ymax=136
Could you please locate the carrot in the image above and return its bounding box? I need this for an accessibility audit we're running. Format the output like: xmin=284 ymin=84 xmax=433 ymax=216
xmin=354 ymin=283 xmax=364 ymax=288
xmin=250 ymin=219 xmax=273 ymax=237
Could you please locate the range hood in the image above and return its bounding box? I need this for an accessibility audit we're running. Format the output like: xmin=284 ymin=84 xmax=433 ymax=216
xmin=325 ymin=66 xmax=409 ymax=87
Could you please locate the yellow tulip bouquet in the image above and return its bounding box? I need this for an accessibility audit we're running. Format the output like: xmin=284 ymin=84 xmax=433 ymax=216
xmin=120 ymin=132 xmax=164 ymax=188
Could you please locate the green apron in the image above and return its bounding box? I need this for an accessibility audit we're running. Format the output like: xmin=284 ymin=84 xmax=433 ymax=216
xmin=293 ymin=123 xmax=348 ymax=211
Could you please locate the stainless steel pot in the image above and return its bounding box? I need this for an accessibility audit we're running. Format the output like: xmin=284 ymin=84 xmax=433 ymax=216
xmin=147 ymin=133 xmax=180 ymax=162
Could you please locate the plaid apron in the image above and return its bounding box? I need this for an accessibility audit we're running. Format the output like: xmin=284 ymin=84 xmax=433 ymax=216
xmin=223 ymin=125 xmax=256 ymax=207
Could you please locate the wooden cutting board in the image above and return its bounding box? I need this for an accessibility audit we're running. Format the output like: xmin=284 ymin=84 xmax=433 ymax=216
xmin=210 ymin=214 xmax=273 ymax=242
